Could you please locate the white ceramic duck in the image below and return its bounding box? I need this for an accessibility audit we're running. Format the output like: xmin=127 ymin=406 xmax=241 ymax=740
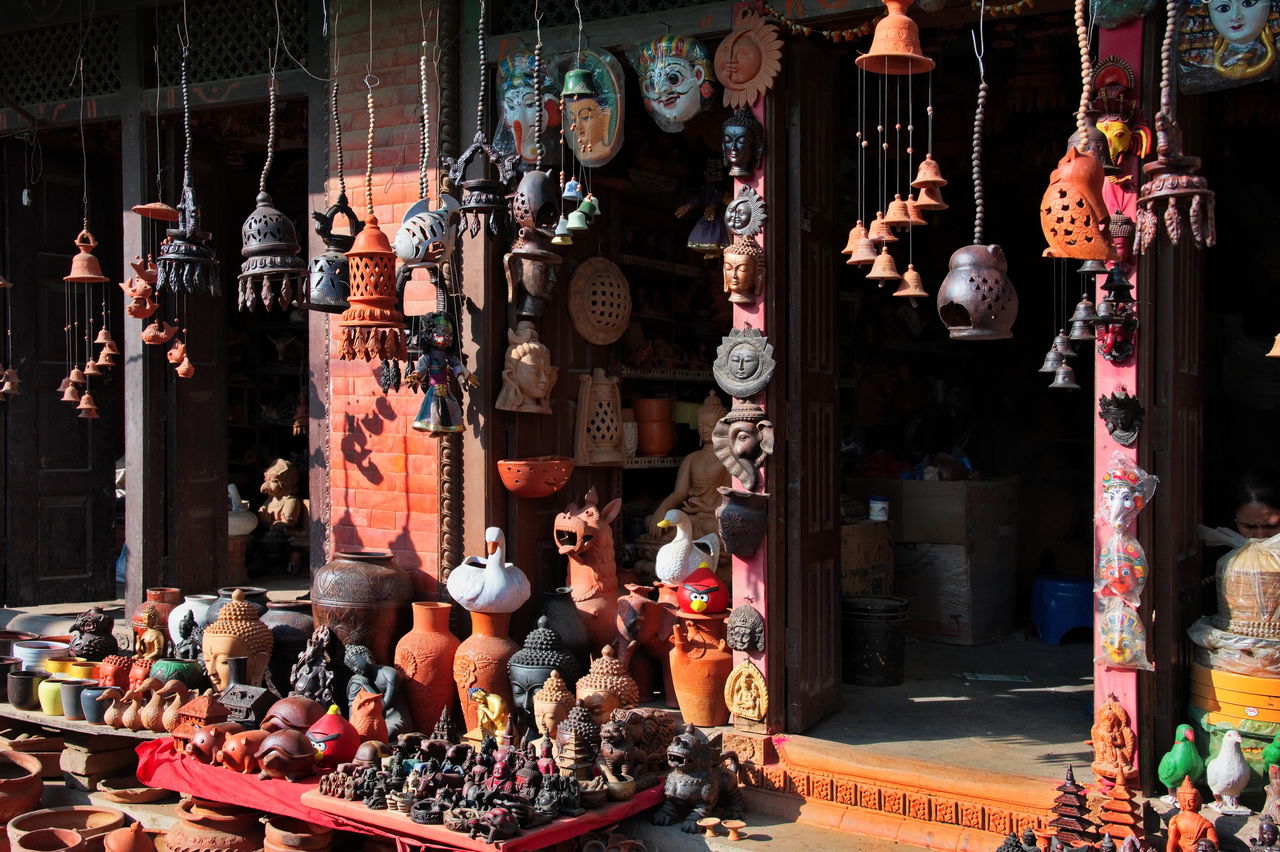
xmin=654 ymin=510 xmax=697 ymax=586
xmin=1207 ymin=729 xmax=1252 ymax=814
xmin=691 ymin=532 xmax=721 ymax=575
xmin=447 ymin=526 xmax=531 ymax=613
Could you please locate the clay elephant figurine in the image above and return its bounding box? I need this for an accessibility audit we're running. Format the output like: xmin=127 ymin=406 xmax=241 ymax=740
xmin=616 ymin=583 xmax=679 ymax=708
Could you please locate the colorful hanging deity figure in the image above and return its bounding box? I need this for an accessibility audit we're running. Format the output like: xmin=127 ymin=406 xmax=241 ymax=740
xmin=1091 ymin=57 xmax=1152 ymax=182
xmin=627 ymin=35 xmax=716 ymax=133
xmin=563 ymin=49 xmax=626 ymax=168
xmin=1177 ymin=0 xmax=1280 ymax=92
xmin=410 ymin=310 xmax=478 ymax=435
xmin=496 ymin=51 xmax=561 ymax=168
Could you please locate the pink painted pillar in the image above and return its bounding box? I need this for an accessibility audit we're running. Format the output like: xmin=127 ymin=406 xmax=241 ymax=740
xmin=730 ymin=81 xmax=770 ymax=699
xmin=1092 ymin=18 xmax=1146 ymax=769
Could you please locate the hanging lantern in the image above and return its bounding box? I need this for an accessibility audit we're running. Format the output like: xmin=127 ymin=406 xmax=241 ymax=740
xmin=394 ymin=194 xmax=462 ymax=277
xmin=238 ymin=192 xmax=307 ymax=311
xmin=1040 ymin=147 xmax=1116 ymax=261
xmin=157 ymin=50 xmax=218 ymax=295
xmin=1038 ymin=346 xmax=1065 ymax=374
xmin=337 ymin=215 xmax=408 ymax=363
xmin=855 ymin=0 xmax=935 ymax=75
xmin=905 ymin=196 xmax=928 ymax=227
xmin=866 ymin=247 xmax=902 ymax=283
xmin=1136 ymin=123 xmax=1215 ymax=253
xmin=883 ymin=195 xmax=913 ymax=229
xmin=914 ymin=184 xmax=948 ymax=211
xmin=937 ymin=245 xmax=1017 ymax=341
xmin=64 ymin=231 xmax=109 ymax=284
xmin=1049 ymin=363 xmax=1081 ymax=390
xmin=306 ymin=195 xmax=364 ymax=314
xmin=893 ymin=264 xmax=928 ymax=305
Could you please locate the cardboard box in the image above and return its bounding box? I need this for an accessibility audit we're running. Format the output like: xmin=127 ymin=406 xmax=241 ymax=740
xmin=847 ymin=478 xmax=1019 ymax=644
xmin=841 ymin=522 xmax=893 ymax=596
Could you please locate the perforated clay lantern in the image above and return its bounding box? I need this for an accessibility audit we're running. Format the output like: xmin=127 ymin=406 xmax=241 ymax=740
xmin=337 ymin=215 xmax=407 ymax=363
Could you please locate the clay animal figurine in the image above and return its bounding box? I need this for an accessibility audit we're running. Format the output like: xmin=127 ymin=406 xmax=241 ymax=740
xmin=1167 ymin=776 xmax=1219 ymax=852
xmin=255 ymin=729 xmax=319 ymax=781
xmin=1158 ymin=724 xmax=1206 ymax=802
xmin=652 ymin=724 xmax=744 ymax=832
xmin=120 ymin=257 xmax=159 ymax=319
xmin=260 ymin=696 xmax=326 ymax=736
xmin=615 ymin=583 xmax=679 ymax=708
xmin=184 ymin=721 xmax=245 ymax=764
xmin=140 ymin=320 xmax=178 ymax=345
xmin=1207 ymin=729 xmax=1252 ymax=814
xmin=307 ymin=704 xmax=362 ymax=769
xmin=216 ymin=728 xmax=270 ymax=774
xmin=554 ymin=487 xmax=624 ymax=650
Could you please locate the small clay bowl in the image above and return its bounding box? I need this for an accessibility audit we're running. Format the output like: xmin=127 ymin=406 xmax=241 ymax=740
xmin=496 ymin=456 xmax=574 ymax=498
xmin=7 ymin=806 xmax=126 ymax=849
xmin=14 ymin=827 xmax=86 ymax=852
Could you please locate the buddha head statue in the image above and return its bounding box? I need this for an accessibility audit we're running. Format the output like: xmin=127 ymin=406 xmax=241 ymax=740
xmin=1178 ymin=775 xmax=1202 ymax=812
xmin=722 ymin=234 xmax=765 ymax=304
xmin=722 ymin=106 xmax=765 ymax=177
xmin=696 ymin=390 xmax=727 ymax=447
xmin=495 ymin=322 xmax=558 ymax=415
xmin=508 ymin=616 xmax=577 ymax=730
xmin=531 ymin=669 xmax=573 ymax=738
xmin=201 ymin=588 xmax=274 ymax=690
xmin=574 ymin=645 xmax=639 ymax=724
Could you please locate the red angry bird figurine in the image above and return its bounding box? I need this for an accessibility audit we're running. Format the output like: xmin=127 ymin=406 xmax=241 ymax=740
xmin=677 ymin=566 xmax=728 ymax=615
xmin=306 ymin=704 xmax=361 ymax=768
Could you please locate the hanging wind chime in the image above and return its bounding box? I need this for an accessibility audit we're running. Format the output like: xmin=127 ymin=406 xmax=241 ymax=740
xmin=935 ymin=8 xmax=1017 ymax=341
xmin=131 ymin=47 xmax=180 ymax=224
xmin=238 ymin=67 xmax=307 ymax=311
xmin=0 ymin=270 xmax=15 ymax=399
xmin=307 ymin=80 xmax=364 ymax=313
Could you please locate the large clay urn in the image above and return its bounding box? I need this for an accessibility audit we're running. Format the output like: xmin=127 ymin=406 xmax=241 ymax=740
xmin=311 ymin=551 xmax=412 ymax=664
xmin=452 ymin=611 xmax=518 ymax=732
xmin=669 ymin=611 xmax=732 ymax=727
xmin=393 ymin=602 xmax=460 ymax=733
xmin=165 ymin=798 xmax=263 ymax=852
xmin=0 ymin=751 xmax=44 ymax=823
xmin=131 ymin=588 xmax=181 ymax=641
xmin=261 ymin=602 xmax=314 ymax=694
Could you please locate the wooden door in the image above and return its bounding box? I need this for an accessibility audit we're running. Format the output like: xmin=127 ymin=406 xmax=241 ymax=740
xmin=783 ymin=40 xmax=843 ymax=731
xmin=1 ymin=136 xmax=118 ymax=606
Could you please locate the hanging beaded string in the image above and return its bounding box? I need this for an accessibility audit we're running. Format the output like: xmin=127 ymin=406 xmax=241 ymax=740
xmin=761 ymin=2 xmax=875 ymax=41
xmin=364 ymin=0 xmax=377 ymax=218
xmin=878 ymin=74 xmax=888 ymax=219
xmin=926 ymin=71 xmax=934 ymax=162
xmin=418 ymin=43 xmax=431 ymax=202
xmin=967 ymin=0 xmax=1033 ymax=16
xmin=857 ymin=66 xmax=866 ymax=226
xmin=1155 ymin=0 xmax=1175 ymax=141
xmin=259 ymin=70 xmax=279 ymax=194
xmin=907 ymin=75 xmax=914 ymax=267
xmin=1072 ymin=0 xmax=1093 ymax=152
xmin=331 ymin=83 xmax=348 ymax=199
xmin=533 ymin=3 xmax=545 ymax=171
xmin=970 ymin=2 xmax=988 ymax=245
xmin=475 ymin=0 xmax=489 ymax=138
xmin=894 ymin=75 xmax=902 ymax=208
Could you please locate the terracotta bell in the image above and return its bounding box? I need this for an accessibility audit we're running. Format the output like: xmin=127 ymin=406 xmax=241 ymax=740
xmin=855 ymin=0 xmax=935 ymax=75
xmin=866 ymin=247 xmax=902 ymax=283
xmin=1049 ymin=362 xmax=1081 ymax=390
xmin=1267 ymin=334 xmax=1280 ymax=359
xmin=2 ymin=368 xmax=19 ymax=396
xmin=307 ymin=194 xmax=363 ymax=314
xmin=936 ymin=244 xmax=1017 ymax=340
xmin=94 ymin=328 xmax=113 ymax=345
xmin=64 ymin=230 xmax=110 ymax=284
xmin=336 ymin=214 xmax=407 ymax=363
xmin=69 ymin=365 xmax=86 ymax=385
xmin=96 ymin=350 xmax=117 ymax=368
xmin=102 ymin=338 xmax=120 ymax=356
xmin=914 ymin=184 xmax=948 ymax=211
xmin=1038 ymin=346 xmax=1065 ymax=373
xmin=563 ymin=178 xmax=584 ymax=203
xmin=84 ymin=360 xmax=103 ymax=377
xmin=847 ymin=238 xmax=878 ymax=266
xmin=893 ymin=264 xmax=928 ymax=304
xmin=841 ymin=221 xmax=868 ymax=255
xmin=905 ymin=196 xmax=928 ymax=227
xmin=911 ymin=154 xmax=947 ymax=188
xmin=76 ymin=391 xmax=97 ymax=413
xmin=883 ymin=195 xmax=912 ymax=229
xmin=867 ymin=213 xmax=898 ymax=245
xmin=60 ymin=383 xmax=81 ymax=404
xmin=238 ymin=192 xmax=307 ymax=311
xmin=0 ymin=272 xmax=12 ymax=288
xmin=131 ymin=200 xmax=180 ymax=222
xmin=1053 ymin=330 xmax=1077 ymax=358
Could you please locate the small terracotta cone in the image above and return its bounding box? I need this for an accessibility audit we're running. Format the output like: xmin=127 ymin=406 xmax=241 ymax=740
xmin=131 ymin=201 xmax=181 ymax=222
xmin=893 ymin=264 xmax=928 ymax=306
xmin=914 ymin=184 xmax=948 ymax=211
xmin=865 ymin=247 xmax=902 ymax=284
xmin=1269 ymin=333 xmax=1280 ymax=358
xmin=83 ymin=360 xmax=103 ymax=377
xmin=905 ymin=196 xmax=928 ymax=227
xmin=69 ymin=365 xmax=86 ymax=385
xmin=841 ymin=220 xmax=869 ymax=256
xmin=847 ymin=237 xmax=879 ymax=266
xmin=911 ymin=154 xmax=947 ymax=188
xmin=883 ymin=194 xmax=912 ymax=229
xmin=60 ymin=382 xmax=81 ymax=403
xmin=867 ymin=212 xmax=898 ymax=245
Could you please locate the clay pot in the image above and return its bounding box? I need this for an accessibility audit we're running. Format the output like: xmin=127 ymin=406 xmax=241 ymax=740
xmin=131 ymin=587 xmax=182 ymax=640
xmin=59 ymin=679 xmax=95 ymax=721
xmin=8 ymin=670 xmax=48 ymax=710
xmin=669 ymin=612 xmax=732 ymax=727
xmin=207 ymin=587 xmax=269 ymax=624
xmin=311 ymin=552 xmax=412 ymax=665
xmin=0 ymin=751 xmax=45 ymax=823
xmin=394 ymin=602 xmax=460 ymax=732
xmin=168 ymin=594 xmax=218 ymax=641
xmin=97 ymin=657 xmax=130 ymax=689
xmin=606 ymin=774 xmax=636 ymax=801
xmin=44 ymin=656 xmax=80 ymax=676
xmin=496 ymin=456 xmax=575 ymax=499
xmin=637 ymin=421 xmax=676 ymax=457
xmin=7 ymin=807 xmax=126 ymax=850
xmin=103 ymin=822 xmax=156 ymax=852
xmin=632 ymin=398 xmax=673 ymax=422
xmin=716 ymin=487 xmax=769 ymax=557
xmin=0 ymin=657 xmax=20 ymax=701
xmin=14 ymin=828 xmax=86 ymax=851
xmin=148 ymin=658 xmax=203 ymax=689
xmin=543 ymin=588 xmax=591 ymax=679
xmin=36 ymin=678 xmax=62 ymax=716
xmin=67 ymin=661 xmax=99 ymax=682
xmin=80 ymin=686 xmax=112 ymax=724
xmin=264 ymin=816 xmax=332 ymax=851
xmin=261 ymin=602 xmax=314 ymax=692
xmin=453 ymin=611 xmax=518 ymax=732
xmin=0 ymin=632 xmax=38 ymax=657
xmin=13 ymin=641 xmax=68 ymax=672
xmin=166 ymin=798 xmax=263 ymax=852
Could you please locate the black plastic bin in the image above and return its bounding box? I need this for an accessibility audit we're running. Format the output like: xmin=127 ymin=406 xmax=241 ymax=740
xmin=841 ymin=595 xmax=909 ymax=686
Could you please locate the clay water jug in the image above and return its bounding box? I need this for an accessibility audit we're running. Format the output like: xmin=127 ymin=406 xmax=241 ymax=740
xmin=453 ymin=611 xmax=518 ymax=732
xmin=394 ymin=602 xmax=460 ymax=732
xmin=669 ymin=612 xmax=732 ymax=727
xmin=261 ymin=601 xmax=314 ymax=694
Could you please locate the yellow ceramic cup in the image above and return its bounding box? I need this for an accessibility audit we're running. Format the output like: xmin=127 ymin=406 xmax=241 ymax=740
xmin=68 ymin=661 xmax=99 ymax=681
xmin=36 ymin=677 xmax=63 ymax=715
xmin=44 ymin=656 xmax=81 ymax=676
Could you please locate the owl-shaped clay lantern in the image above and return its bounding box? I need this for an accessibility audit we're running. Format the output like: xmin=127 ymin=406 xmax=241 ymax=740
xmin=201 ymin=589 xmax=273 ymax=691
xmin=1040 ymin=146 xmax=1117 ymax=261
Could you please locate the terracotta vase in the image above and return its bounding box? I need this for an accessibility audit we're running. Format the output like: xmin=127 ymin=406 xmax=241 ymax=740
xmin=669 ymin=612 xmax=732 ymax=727
xmin=716 ymin=487 xmax=769 ymax=557
xmin=263 ymin=817 xmax=332 ymax=852
xmin=311 ymin=551 xmax=412 ymax=664
xmin=394 ymin=602 xmax=460 ymax=732
xmin=165 ymin=798 xmax=263 ymax=852
xmin=206 ymin=587 xmax=270 ymax=624
xmin=14 ymin=828 xmax=86 ymax=852
xmin=0 ymin=751 xmax=45 ymax=823
xmin=543 ymin=587 xmax=591 ymax=681
xmin=637 ymin=421 xmax=676 ymax=457
xmin=131 ymin=588 xmax=182 ymax=641
xmin=261 ymin=602 xmax=314 ymax=694
xmin=7 ymin=807 xmax=126 ymax=850
xmin=453 ymin=611 xmax=518 ymax=732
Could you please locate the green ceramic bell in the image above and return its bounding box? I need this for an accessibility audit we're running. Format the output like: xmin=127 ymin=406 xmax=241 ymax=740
xmin=576 ymin=194 xmax=600 ymax=219
xmin=562 ymin=68 xmax=596 ymax=97
xmin=567 ymin=210 xmax=590 ymax=231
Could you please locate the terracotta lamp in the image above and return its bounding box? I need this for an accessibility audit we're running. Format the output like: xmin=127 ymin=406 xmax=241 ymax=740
xmin=202 ymin=589 xmax=274 ymax=691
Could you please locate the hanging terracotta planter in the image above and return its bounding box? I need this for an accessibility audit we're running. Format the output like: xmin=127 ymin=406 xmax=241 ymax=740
xmin=716 ymin=487 xmax=769 ymax=557
xmin=496 ymin=456 xmax=575 ymax=498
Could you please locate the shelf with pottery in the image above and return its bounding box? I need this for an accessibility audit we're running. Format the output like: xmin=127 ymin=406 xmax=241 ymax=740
xmin=618 ymin=365 xmax=714 ymax=383
xmin=0 ymin=704 xmax=162 ymax=740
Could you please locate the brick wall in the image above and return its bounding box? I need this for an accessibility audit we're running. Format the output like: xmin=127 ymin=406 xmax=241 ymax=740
xmin=326 ymin=0 xmax=444 ymax=598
